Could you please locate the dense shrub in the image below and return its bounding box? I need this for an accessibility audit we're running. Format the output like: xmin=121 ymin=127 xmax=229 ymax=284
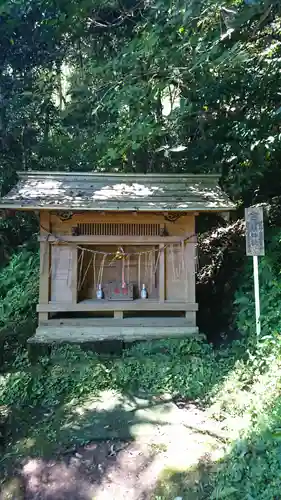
xmin=114 ymin=338 xmax=217 ymax=399
xmin=0 ymin=338 xmax=218 ymax=410
xmin=0 ymin=249 xmax=39 ymax=344
xmin=0 ymin=347 xmax=111 ymax=408
xmin=207 ymin=228 xmax=281 ymax=499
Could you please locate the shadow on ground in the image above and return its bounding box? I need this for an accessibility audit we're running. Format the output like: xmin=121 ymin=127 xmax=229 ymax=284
xmin=1 ymin=440 xmax=159 ymax=500
xmin=151 ymin=393 xmax=281 ymax=500
xmin=1 ymin=399 xmax=226 ymax=500
xmin=0 ymin=335 xmax=268 ymax=500
xmin=0 ymin=390 xmax=179 ymax=499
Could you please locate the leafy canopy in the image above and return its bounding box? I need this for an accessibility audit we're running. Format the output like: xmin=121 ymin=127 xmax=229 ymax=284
xmin=0 ymin=0 xmax=280 ymax=207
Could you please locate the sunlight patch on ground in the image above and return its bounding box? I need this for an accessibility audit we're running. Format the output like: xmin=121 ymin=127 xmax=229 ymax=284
xmin=1 ymin=427 xmax=227 ymax=500
xmin=207 ymin=357 xmax=281 ymax=439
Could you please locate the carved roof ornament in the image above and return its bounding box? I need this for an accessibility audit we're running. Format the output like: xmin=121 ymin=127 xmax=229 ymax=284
xmin=163 ymin=212 xmax=185 ymax=223
xmin=56 ymin=211 xmax=73 ymax=221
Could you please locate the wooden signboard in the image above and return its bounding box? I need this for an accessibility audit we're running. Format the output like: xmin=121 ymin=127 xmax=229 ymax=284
xmin=245 ymin=206 xmax=265 ymax=336
xmin=245 ymin=207 xmax=265 ymax=256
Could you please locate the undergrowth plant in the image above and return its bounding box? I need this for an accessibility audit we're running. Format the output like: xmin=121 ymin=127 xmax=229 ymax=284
xmin=206 ymin=228 xmax=281 ymax=499
xmin=0 ymin=347 xmax=111 ymax=408
xmin=148 ymin=229 xmax=281 ymax=499
xmin=0 ymin=249 xmax=39 ymax=339
xmin=0 ymin=338 xmax=220 ymax=464
xmin=114 ymin=338 xmax=217 ymax=399
xmin=0 ymin=338 xmax=218 ymax=410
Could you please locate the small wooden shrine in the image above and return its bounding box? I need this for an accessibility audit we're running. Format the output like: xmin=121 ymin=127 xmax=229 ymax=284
xmin=0 ymin=171 xmax=235 ymax=343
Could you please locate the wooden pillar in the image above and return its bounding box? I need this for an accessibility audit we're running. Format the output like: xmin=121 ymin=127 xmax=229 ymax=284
xmin=185 ymin=215 xmax=197 ymax=324
xmin=159 ymin=243 xmax=165 ymax=302
xmin=71 ymin=246 xmax=78 ymax=304
xmin=39 ymin=211 xmax=50 ymax=323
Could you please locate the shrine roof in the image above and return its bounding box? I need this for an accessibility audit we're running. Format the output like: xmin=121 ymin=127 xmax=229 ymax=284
xmin=0 ymin=171 xmax=236 ymax=212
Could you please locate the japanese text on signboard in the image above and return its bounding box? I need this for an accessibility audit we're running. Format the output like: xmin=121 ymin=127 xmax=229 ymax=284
xmin=245 ymin=207 xmax=265 ymax=256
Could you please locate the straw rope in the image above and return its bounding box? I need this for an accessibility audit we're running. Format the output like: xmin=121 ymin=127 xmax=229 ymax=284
xmin=42 ymin=225 xmax=197 ymax=292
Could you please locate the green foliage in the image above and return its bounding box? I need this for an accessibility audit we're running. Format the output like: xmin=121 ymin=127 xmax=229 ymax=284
xmin=0 ymin=0 xmax=280 ymax=207
xmin=0 ymin=347 xmax=111 ymax=407
xmin=145 ymin=225 xmax=281 ymax=499
xmin=0 ymin=338 xmax=216 ymax=409
xmin=211 ymin=430 xmax=281 ymax=499
xmin=234 ymin=227 xmax=281 ymax=339
xmin=205 ymin=229 xmax=281 ymax=499
xmin=0 ymin=249 xmax=39 ymax=339
xmin=0 ymin=213 xmax=37 ymax=264
xmin=0 ymin=337 xmax=220 ymax=466
xmin=147 ymin=235 xmax=281 ymax=499
xmin=114 ymin=338 xmax=216 ymax=398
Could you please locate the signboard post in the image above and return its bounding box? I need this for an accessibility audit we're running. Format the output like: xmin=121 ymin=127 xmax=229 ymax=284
xmin=245 ymin=207 xmax=265 ymax=336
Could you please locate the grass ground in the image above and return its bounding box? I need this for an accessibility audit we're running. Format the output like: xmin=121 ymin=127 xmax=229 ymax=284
xmin=1 ymin=332 xmax=281 ymax=499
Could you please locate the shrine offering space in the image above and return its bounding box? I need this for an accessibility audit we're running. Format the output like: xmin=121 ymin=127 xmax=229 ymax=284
xmin=0 ymin=172 xmax=235 ymax=343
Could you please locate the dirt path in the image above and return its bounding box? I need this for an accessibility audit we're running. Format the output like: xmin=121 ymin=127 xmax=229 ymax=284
xmin=1 ymin=402 xmax=227 ymax=500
